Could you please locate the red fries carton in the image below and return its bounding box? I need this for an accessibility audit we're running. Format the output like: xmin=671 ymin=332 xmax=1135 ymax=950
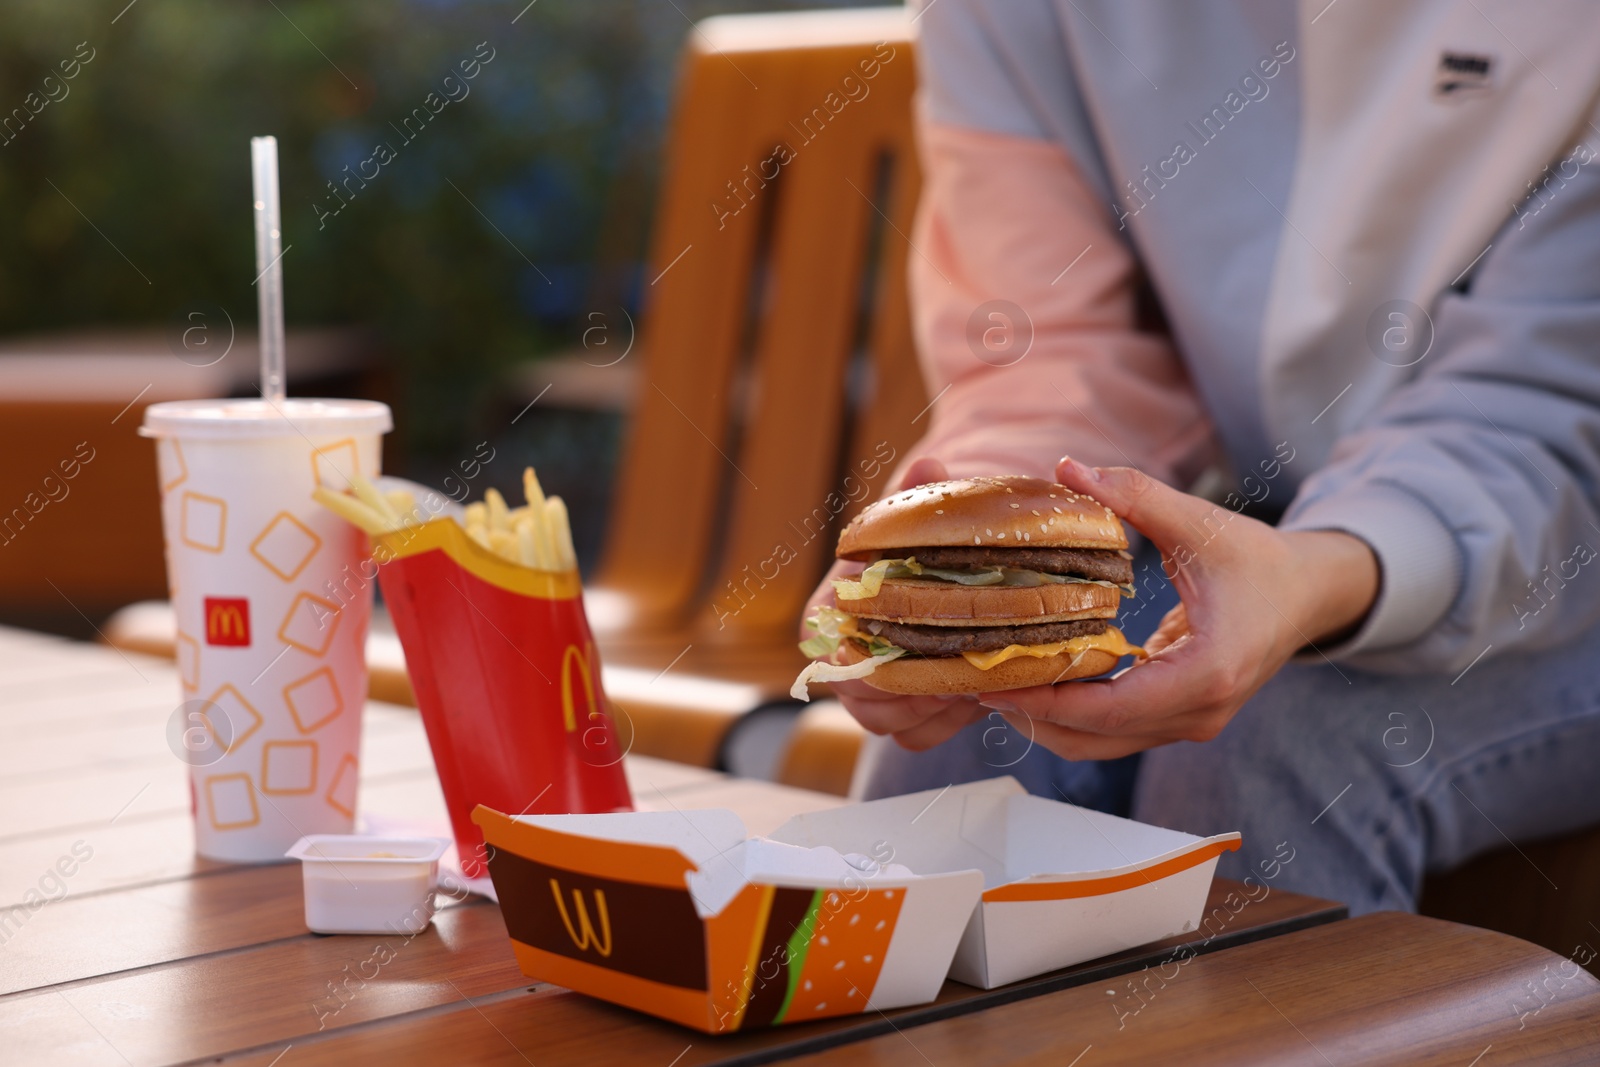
xmin=375 ymin=518 xmax=632 ymax=875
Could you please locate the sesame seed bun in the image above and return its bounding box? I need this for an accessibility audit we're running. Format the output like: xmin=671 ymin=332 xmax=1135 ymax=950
xmin=836 ymin=476 xmax=1127 ymax=560
xmin=838 ymin=638 xmax=1120 ymax=695
xmin=845 ymin=576 xmax=1120 ymax=627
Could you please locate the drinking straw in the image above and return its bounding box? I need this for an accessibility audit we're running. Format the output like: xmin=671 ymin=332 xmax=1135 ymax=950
xmin=251 ymin=136 xmax=287 ymax=404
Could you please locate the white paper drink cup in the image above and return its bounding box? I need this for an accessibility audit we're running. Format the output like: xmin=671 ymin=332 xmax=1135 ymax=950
xmin=142 ymin=399 xmax=392 ymax=862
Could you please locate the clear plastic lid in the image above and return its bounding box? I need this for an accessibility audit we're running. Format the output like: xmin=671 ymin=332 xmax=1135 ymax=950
xmin=140 ymin=398 xmax=392 ymax=439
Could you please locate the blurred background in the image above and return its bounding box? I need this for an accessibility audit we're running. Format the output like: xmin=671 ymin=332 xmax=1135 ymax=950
xmin=0 ymin=0 xmax=867 ymax=634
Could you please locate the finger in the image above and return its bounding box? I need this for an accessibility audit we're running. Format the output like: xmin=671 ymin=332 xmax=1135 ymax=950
xmin=1141 ymin=604 xmax=1190 ymax=657
xmin=837 ymin=687 xmax=965 ymax=736
xmin=999 ymin=710 xmax=1168 ymax=761
xmin=890 ymin=700 xmax=983 ymax=752
xmin=897 ymin=456 xmax=950 ymax=491
xmin=1054 ymin=457 xmax=1240 ymax=568
xmin=980 ymin=637 xmax=1223 ymax=737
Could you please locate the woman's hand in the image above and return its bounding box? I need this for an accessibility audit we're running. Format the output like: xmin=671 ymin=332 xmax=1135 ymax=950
xmin=977 ymin=457 xmax=1380 ymax=761
xmin=798 ymin=457 xmax=987 ymax=750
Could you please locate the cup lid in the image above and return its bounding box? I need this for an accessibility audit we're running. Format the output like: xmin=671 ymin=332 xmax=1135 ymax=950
xmin=140 ymin=398 xmax=392 ymax=439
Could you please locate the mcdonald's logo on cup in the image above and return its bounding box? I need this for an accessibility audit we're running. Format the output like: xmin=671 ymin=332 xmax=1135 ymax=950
xmin=204 ymin=597 xmax=252 ymax=647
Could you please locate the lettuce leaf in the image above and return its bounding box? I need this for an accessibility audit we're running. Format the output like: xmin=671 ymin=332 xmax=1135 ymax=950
xmin=831 ymin=558 xmax=902 ymax=600
xmin=793 ymin=606 xmax=911 ymax=699
xmin=789 ymin=649 xmax=905 ymax=701
xmin=793 ymin=607 xmax=908 ymax=700
xmin=799 ymin=605 xmax=908 ymax=658
xmin=798 ymin=605 xmax=856 ymax=658
xmin=859 ymin=634 xmax=905 ymax=657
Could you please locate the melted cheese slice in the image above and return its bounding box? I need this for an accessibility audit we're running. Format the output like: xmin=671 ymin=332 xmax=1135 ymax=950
xmin=961 ymin=627 xmax=1145 ymax=670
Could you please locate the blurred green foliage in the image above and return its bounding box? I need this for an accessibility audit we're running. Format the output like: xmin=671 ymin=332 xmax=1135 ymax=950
xmin=0 ymin=0 xmax=861 ymax=451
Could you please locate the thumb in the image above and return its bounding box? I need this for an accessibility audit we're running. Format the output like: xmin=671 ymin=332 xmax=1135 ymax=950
xmin=1055 ymin=456 xmax=1225 ymax=557
xmin=897 ymin=456 xmax=950 ymax=491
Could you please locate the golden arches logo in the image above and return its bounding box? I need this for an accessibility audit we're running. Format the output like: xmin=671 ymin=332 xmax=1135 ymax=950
xmin=210 ymin=607 xmax=244 ymax=640
xmin=204 ymin=597 xmax=250 ymax=647
xmin=548 ymin=878 xmax=612 ymax=956
xmin=559 ymin=642 xmax=599 ymax=734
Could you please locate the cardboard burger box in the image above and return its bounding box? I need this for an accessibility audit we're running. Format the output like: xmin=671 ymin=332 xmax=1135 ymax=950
xmin=472 ymin=804 xmax=984 ymax=1034
xmin=473 ymin=777 xmax=1240 ymax=1030
xmin=768 ymin=778 xmax=1242 ymax=989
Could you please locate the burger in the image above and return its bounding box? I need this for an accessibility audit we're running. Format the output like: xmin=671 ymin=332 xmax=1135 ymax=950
xmin=792 ymin=475 xmax=1143 ymax=698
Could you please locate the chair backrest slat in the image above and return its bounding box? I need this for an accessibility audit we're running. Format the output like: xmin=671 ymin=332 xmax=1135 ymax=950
xmin=598 ymin=9 xmax=925 ymax=643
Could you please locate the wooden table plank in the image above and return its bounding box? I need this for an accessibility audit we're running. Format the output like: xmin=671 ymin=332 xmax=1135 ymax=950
xmin=0 ymin=628 xmax=181 ymax=695
xmin=3 ymin=864 xmax=321 ymax=996
xmin=0 ymin=752 xmax=445 ymax=843
xmin=3 ymin=899 xmax=521 ymax=1067
xmin=781 ymin=913 xmax=1600 ymax=1067
xmin=0 ymin=769 xmax=447 ymax=908
xmin=1 ymin=714 xmax=429 ymax=800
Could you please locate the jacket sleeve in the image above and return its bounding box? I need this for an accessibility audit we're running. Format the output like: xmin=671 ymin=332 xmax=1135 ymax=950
xmin=1281 ymin=132 xmax=1600 ymax=672
xmin=895 ymin=0 xmax=1215 ymax=492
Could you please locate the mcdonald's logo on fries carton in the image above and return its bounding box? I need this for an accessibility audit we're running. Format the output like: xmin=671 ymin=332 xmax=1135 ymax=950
xmin=373 ymin=517 xmax=633 ymax=876
xmin=471 ymin=804 xmax=985 ymax=1034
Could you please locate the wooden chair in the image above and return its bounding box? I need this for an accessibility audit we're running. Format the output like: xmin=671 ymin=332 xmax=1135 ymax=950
xmin=105 ymin=7 xmax=926 ymax=767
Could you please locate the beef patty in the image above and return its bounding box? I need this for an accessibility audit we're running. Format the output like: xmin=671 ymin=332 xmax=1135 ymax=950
xmin=866 ymin=545 xmax=1134 ymax=585
xmin=857 ymin=617 xmax=1111 ymax=656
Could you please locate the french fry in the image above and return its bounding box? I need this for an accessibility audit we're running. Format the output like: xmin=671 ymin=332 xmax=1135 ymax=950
xmin=489 ymin=528 xmax=517 ymax=560
xmin=518 ymin=469 xmax=559 ymax=569
xmin=534 ymin=509 xmax=558 ymax=568
xmin=515 ymin=515 xmax=539 ymax=568
xmin=384 ymin=489 xmax=417 ymax=525
xmin=312 ymin=486 xmax=392 ymax=535
xmin=350 ymin=474 xmax=401 ymax=528
xmin=522 ymin=467 xmax=546 ymax=513
xmin=485 ymin=487 xmax=510 ymax=532
xmin=315 ymin=462 xmax=580 ymax=574
xmin=544 ymin=496 xmax=576 ymax=572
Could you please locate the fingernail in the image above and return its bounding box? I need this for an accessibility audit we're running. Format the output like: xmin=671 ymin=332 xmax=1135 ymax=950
xmin=978 ymin=698 xmax=1019 ymax=713
xmin=1063 ymin=456 xmax=1100 ymax=482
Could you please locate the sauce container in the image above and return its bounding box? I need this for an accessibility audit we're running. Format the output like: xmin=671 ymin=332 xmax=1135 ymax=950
xmin=287 ymin=835 xmax=450 ymax=935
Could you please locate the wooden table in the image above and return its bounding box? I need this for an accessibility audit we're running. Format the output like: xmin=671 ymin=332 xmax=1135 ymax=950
xmin=5 ymin=626 xmax=1598 ymax=1065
